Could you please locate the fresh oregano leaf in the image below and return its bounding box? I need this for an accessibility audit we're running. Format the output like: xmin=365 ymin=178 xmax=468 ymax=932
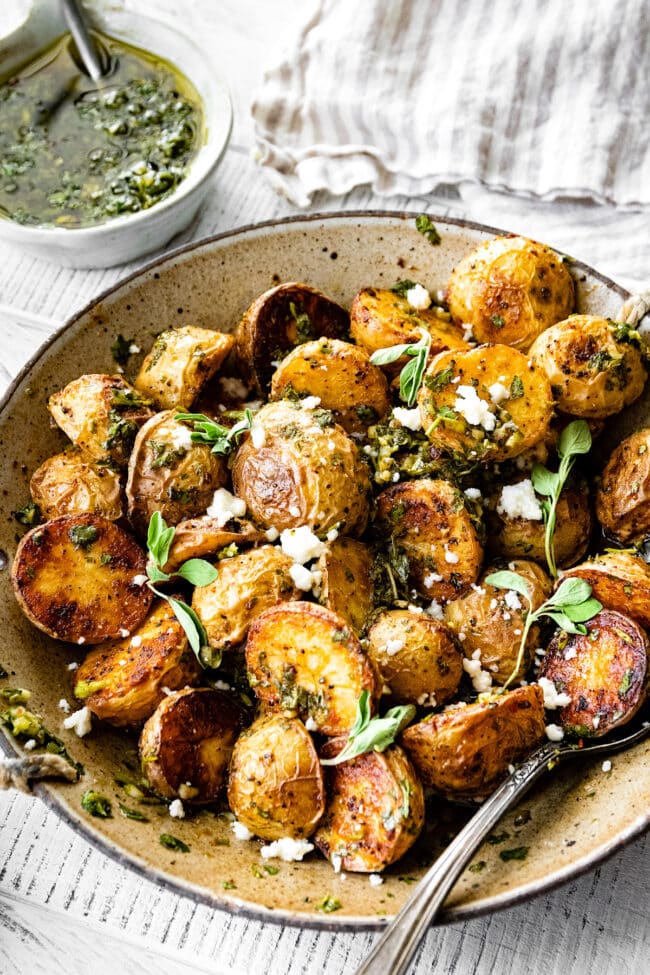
xmin=320 ymin=691 xmax=416 ymax=766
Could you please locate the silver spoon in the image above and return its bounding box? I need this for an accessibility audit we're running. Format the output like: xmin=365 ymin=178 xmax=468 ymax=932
xmin=355 ymin=718 xmax=650 ymax=975
xmin=59 ymin=0 xmax=108 ymax=81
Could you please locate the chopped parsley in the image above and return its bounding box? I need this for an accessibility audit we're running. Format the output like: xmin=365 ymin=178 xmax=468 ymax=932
xmin=316 ymin=894 xmax=342 ymax=913
xmin=68 ymin=524 xmax=98 ymax=549
xmin=499 ymin=846 xmax=529 ymax=862
xmin=415 ymin=214 xmax=441 ymax=245
xmin=81 ymin=791 xmax=112 ymax=818
xmin=491 ymin=314 xmax=505 ymax=329
xmin=159 ymin=833 xmax=190 ymax=853
xmin=510 ymin=375 xmax=524 ymax=399
xmin=111 ymin=334 xmax=136 ymax=368
xmin=14 ymin=502 xmax=41 ymax=526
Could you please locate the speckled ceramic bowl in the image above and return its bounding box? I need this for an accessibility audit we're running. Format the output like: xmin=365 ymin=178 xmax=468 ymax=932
xmin=0 ymin=212 xmax=648 ymax=930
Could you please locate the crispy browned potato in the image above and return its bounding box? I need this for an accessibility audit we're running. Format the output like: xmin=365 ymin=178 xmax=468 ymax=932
xmin=246 ymin=601 xmax=380 ymax=735
xmin=73 ymin=598 xmax=201 ymax=726
xmin=444 ymin=560 xmax=552 ymax=684
xmin=417 ymin=345 xmax=553 ymax=463
xmin=445 ymin=236 xmax=575 ymax=350
xmin=162 ymin=516 xmax=266 ymax=572
xmin=135 ymin=326 xmax=234 ymax=410
xmin=270 ymin=337 xmax=390 ymax=433
xmin=11 ymin=514 xmax=152 ymax=644
xmin=235 ymin=283 xmax=350 ymax=396
xmin=560 ymin=551 xmax=650 ymax=630
xmin=231 ymin=401 xmax=371 ymax=536
xmin=401 ymin=685 xmax=546 ymax=800
xmin=316 ymin=537 xmax=374 ymax=634
xmin=529 ymin=316 xmax=647 ymax=418
xmin=539 ymin=610 xmax=648 ymax=737
xmin=376 ymin=478 xmax=483 ymax=602
xmin=30 ymin=448 xmax=123 ymax=521
xmin=366 ymin=610 xmax=463 ymax=705
xmin=314 ymin=740 xmax=424 ymax=872
xmin=48 ymin=374 xmax=154 ymax=467
xmin=595 ymin=428 xmax=650 ymax=544
xmin=139 ymin=687 xmax=247 ymax=802
xmin=126 ymin=411 xmax=228 ymax=536
xmin=192 ymin=545 xmax=300 ymax=652
xmin=228 ymin=715 xmax=325 ymax=839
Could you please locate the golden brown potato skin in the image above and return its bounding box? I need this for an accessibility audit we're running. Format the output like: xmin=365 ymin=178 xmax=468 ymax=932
xmin=232 ymin=401 xmax=371 ymax=536
xmin=529 ymin=316 xmax=647 ymax=418
xmin=192 ymin=545 xmax=300 ymax=651
xmin=349 ymin=287 xmax=468 ymax=360
xmin=135 ymin=326 xmax=234 ymax=410
xmin=235 ymin=282 xmax=350 ymax=396
xmin=11 ymin=513 xmax=152 ymax=644
xmin=560 ymin=551 xmax=650 ymax=630
xmin=30 ymin=449 xmax=123 ymax=521
xmin=418 ymin=345 xmax=553 ymax=463
xmin=316 ymin=537 xmax=374 ymax=634
xmin=595 ymin=428 xmax=650 ymax=544
xmin=162 ymin=517 xmax=266 ymax=572
xmin=270 ymin=337 xmax=390 ymax=433
xmin=48 ymin=374 xmax=154 ymax=467
xmin=445 ymin=236 xmax=575 ymax=351
xmin=73 ymin=598 xmax=202 ymax=726
xmin=314 ymin=740 xmax=424 ymax=872
xmin=376 ymin=478 xmax=483 ymax=602
xmin=228 ymin=715 xmax=325 ymax=839
xmin=366 ymin=611 xmax=463 ymax=705
xmin=539 ymin=610 xmax=648 ymax=737
xmin=126 ymin=411 xmax=229 ymax=537
xmin=139 ymin=687 xmax=247 ymax=802
xmin=246 ymin=601 xmax=380 ymax=735
xmin=401 ymin=685 xmax=546 ymax=800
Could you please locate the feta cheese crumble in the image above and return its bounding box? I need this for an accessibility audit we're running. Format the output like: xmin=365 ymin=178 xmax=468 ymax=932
xmin=488 ymin=381 xmax=510 ymax=405
xmin=132 ymin=574 xmax=148 ymax=586
xmin=231 ymin=820 xmax=254 ymax=841
xmin=251 ymin=422 xmax=266 ymax=449
xmin=304 ymin=716 xmax=319 ymax=732
xmin=393 ymin=406 xmax=422 ymax=431
xmin=63 ymin=707 xmax=92 ymax=737
xmin=289 ymin=563 xmax=318 ymax=592
xmin=300 ymin=396 xmax=321 ymax=410
xmin=504 ymin=590 xmax=522 ymax=611
xmin=444 ymin=546 xmax=459 ymax=564
xmin=280 ymin=525 xmax=326 ymax=564
xmin=545 ymin=723 xmax=564 ymax=742
xmin=220 ymin=377 xmax=249 ymax=399
xmin=169 ymin=799 xmax=185 ymax=819
xmin=538 ymin=677 xmax=571 ymax=709
xmin=463 ymin=651 xmax=493 ymax=693
xmin=602 ymin=760 xmax=612 ymax=773
xmin=168 ymin=424 xmax=194 ymax=451
xmin=423 ymin=572 xmax=443 ymax=587
xmin=23 ymin=739 xmax=37 ymax=751
xmin=417 ymin=691 xmax=437 ymax=707
xmin=265 ymin=526 xmax=280 ymax=542
xmin=67 ymin=662 xmax=79 ymax=672
xmin=496 ymin=479 xmax=543 ymax=521
xmin=130 ymin=635 xmax=142 ymax=648
xmin=119 ymin=628 xmax=130 ymax=638
xmin=58 ymin=698 xmax=71 ymax=713
xmin=259 ymin=837 xmax=314 ymax=861
xmin=464 ymin=487 xmax=482 ymax=501
xmin=383 ymin=638 xmax=405 ymax=657
xmin=425 ymin=599 xmax=445 ymax=620
xmin=368 ymin=873 xmax=384 ymax=887
xmin=454 ymin=385 xmax=496 ymax=431
xmin=405 ymin=283 xmax=431 ymax=310
xmin=206 ymin=488 xmax=247 ymax=526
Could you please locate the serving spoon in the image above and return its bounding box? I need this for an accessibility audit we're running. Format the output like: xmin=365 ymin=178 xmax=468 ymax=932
xmin=59 ymin=0 xmax=109 ymax=81
xmin=354 ymin=718 xmax=650 ymax=975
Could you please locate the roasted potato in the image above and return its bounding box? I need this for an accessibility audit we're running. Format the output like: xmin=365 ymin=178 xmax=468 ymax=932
xmin=560 ymin=550 xmax=650 ymax=631
xmin=30 ymin=448 xmax=123 ymax=521
xmin=134 ymin=325 xmax=234 ymax=410
xmin=445 ymin=235 xmax=575 ymax=350
xmin=228 ymin=715 xmax=325 ymax=839
xmin=401 ymin=685 xmax=546 ymax=800
xmin=595 ymin=428 xmax=650 ymax=543
xmin=314 ymin=740 xmax=424 ymax=872
xmin=48 ymin=374 xmax=154 ymax=467
xmin=376 ymin=478 xmax=483 ymax=602
xmin=235 ymin=282 xmax=350 ymax=396
xmin=444 ymin=560 xmax=552 ymax=684
xmin=529 ymin=316 xmax=647 ymax=418
xmin=139 ymin=687 xmax=247 ymax=802
xmin=231 ymin=400 xmax=371 ymax=536
xmin=417 ymin=344 xmax=553 ymax=463
xmin=316 ymin=537 xmax=374 ymax=634
xmin=73 ymin=598 xmax=202 ymax=726
xmin=126 ymin=411 xmax=229 ymax=536
xmin=192 ymin=545 xmax=300 ymax=652
xmin=246 ymin=601 xmax=380 ymax=735
xmin=366 ymin=610 xmax=463 ymax=705
xmin=162 ymin=516 xmax=266 ymax=572
xmin=270 ymin=337 xmax=390 ymax=433
xmin=539 ymin=610 xmax=648 ymax=737
xmin=12 ymin=513 xmax=152 ymax=644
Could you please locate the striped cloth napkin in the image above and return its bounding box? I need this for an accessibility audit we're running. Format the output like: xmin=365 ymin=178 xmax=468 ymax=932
xmin=252 ymin=0 xmax=650 ymax=209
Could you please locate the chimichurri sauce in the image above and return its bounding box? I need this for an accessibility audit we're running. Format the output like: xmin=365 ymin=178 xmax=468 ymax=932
xmin=0 ymin=32 xmax=203 ymax=229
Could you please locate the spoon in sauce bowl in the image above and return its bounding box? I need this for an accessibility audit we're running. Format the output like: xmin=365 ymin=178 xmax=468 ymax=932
xmin=59 ymin=0 xmax=110 ymax=81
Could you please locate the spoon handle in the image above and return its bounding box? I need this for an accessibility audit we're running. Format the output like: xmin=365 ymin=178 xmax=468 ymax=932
xmin=355 ymin=741 xmax=560 ymax=975
xmin=59 ymin=0 xmax=105 ymax=81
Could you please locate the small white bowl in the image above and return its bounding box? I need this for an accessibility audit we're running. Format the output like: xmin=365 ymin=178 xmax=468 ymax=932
xmin=0 ymin=1 xmax=232 ymax=268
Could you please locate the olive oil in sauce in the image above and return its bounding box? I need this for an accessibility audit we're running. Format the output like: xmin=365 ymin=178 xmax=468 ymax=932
xmin=0 ymin=31 xmax=204 ymax=229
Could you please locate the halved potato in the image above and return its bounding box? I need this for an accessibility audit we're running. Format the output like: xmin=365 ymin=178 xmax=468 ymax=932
xmin=366 ymin=610 xmax=463 ymax=705
xmin=126 ymin=411 xmax=229 ymax=536
xmin=375 ymin=478 xmax=483 ymax=602
xmin=314 ymin=740 xmax=424 ymax=872
xmin=48 ymin=374 xmax=154 ymax=467
xmin=417 ymin=345 xmax=553 ymax=463
xmin=539 ymin=610 xmax=648 ymax=737
xmin=135 ymin=326 xmax=234 ymax=410
xmin=73 ymin=598 xmax=202 ymax=726
xmin=316 ymin=537 xmax=374 ymax=634
xmin=11 ymin=513 xmax=152 ymax=644
xmin=235 ymin=283 xmax=350 ymax=396
xmin=401 ymin=685 xmax=546 ymax=800
xmin=246 ymin=601 xmax=380 ymax=735
xmin=270 ymin=337 xmax=390 ymax=433
xmin=30 ymin=448 xmax=123 ymax=521
xmin=560 ymin=551 xmax=650 ymax=630
xmin=192 ymin=545 xmax=300 ymax=652
xmin=162 ymin=516 xmax=266 ymax=572
xmin=139 ymin=687 xmax=247 ymax=802
xmin=595 ymin=428 xmax=650 ymax=544
xmin=228 ymin=715 xmax=325 ymax=839
xmin=445 ymin=236 xmax=575 ymax=350
xmin=349 ymin=287 xmax=468 ymax=360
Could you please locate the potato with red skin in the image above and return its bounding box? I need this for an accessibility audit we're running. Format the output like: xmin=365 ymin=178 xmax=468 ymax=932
xmin=30 ymin=449 xmax=123 ymax=521
xmin=560 ymin=551 xmax=650 ymax=630
xmin=595 ymin=428 xmax=650 ymax=544
xmin=135 ymin=325 xmax=234 ymax=410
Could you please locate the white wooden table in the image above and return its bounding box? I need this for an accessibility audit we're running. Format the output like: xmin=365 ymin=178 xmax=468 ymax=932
xmin=1 ymin=3 xmax=648 ymax=973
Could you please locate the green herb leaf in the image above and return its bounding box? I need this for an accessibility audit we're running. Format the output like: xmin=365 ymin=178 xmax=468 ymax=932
xmin=316 ymin=894 xmax=342 ymax=913
xmin=531 ymin=463 xmax=559 ymax=498
xmin=415 ymin=214 xmax=441 ymax=245
xmin=81 ymin=790 xmax=112 ymax=818
xmin=484 ymin=571 xmax=531 ymax=601
xmin=558 ymin=419 xmax=592 ymax=459
xmin=147 ymin=511 xmax=175 ymax=568
xmin=320 ymin=691 xmax=416 ymax=766
xmin=14 ymin=502 xmax=41 ymax=526
xmin=390 ymin=279 xmax=419 ymax=297
xmin=159 ymin=833 xmax=190 ymax=853
xmin=111 ymin=334 xmax=135 ymax=367
xmin=174 ymin=558 xmax=218 ymax=587
xmin=118 ymin=803 xmax=149 ymax=822
xmin=174 ymin=410 xmax=253 ymax=456
xmin=167 ymin=596 xmax=208 ymax=655
xmin=0 ymin=688 xmax=31 ymax=704
xmin=499 ymin=846 xmax=529 ymax=862
xmin=146 ymin=563 xmax=171 ymax=584
xmin=68 ymin=524 xmax=98 ymax=549
xmin=510 ymin=375 xmax=524 ymax=399
xmin=369 ymin=343 xmax=415 ymax=366
xmin=491 ymin=314 xmax=505 ymax=329
xmin=552 ymin=577 xmax=593 ymax=607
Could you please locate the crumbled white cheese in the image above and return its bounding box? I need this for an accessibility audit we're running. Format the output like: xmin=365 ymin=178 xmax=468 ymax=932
xmin=206 ymin=487 xmax=247 ymax=526
xmin=538 ymin=677 xmax=571 ymax=709
xmin=67 ymin=662 xmax=79 ymax=672
xmin=259 ymin=837 xmax=314 ymax=861
xmin=128 ymin=343 xmax=140 ymax=354
xmin=393 ymin=407 xmax=422 ymax=431
xmin=133 ymin=574 xmax=148 ymax=586
xmin=497 ymin=479 xmax=543 ymax=521
xmin=564 ymin=646 xmax=577 ymax=660
xmin=488 ymin=381 xmax=510 ymax=405
xmin=290 ymin=563 xmax=317 ymax=592
xmin=592 ymin=715 xmax=601 ymax=729
xmin=63 ymin=707 xmax=92 ymax=738
xmin=23 ymin=739 xmax=37 ymax=751
xmin=368 ymin=873 xmax=384 ymax=887
xmin=417 ymin=691 xmax=437 ymax=707
xmin=471 ymin=584 xmax=486 ymax=596
xmin=602 ymin=760 xmax=612 ymax=773
xmin=220 ymin=376 xmax=249 ymax=399
xmin=212 ymin=679 xmax=231 ymax=691
xmin=288 ymin=505 xmax=300 ymax=517
xmin=383 ymin=638 xmax=405 ymax=657
xmin=169 ymin=799 xmax=185 ymax=819
xmin=251 ymin=422 xmax=266 ymax=449
xmin=461 ymin=322 xmax=474 ymax=342
xmin=545 ymin=723 xmax=564 ymax=742
xmin=454 ymin=385 xmax=496 ymax=431
xmin=168 ymin=424 xmax=194 ymax=451
xmin=423 ymin=572 xmax=443 ymax=587
xmin=407 ymin=604 xmax=424 ymax=614
xmin=326 ymin=528 xmax=339 ymax=542
xmin=231 ymin=820 xmax=254 ymax=841
xmin=58 ymin=699 xmax=71 ymax=714
xmin=392 ymin=471 xmax=400 ymax=482
xmin=464 ymin=487 xmax=482 ymax=501
xmin=304 ymin=716 xmax=319 ymax=732
xmin=504 ymin=590 xmax=522 ymax=611
xmin=300 ymin=396 xmax=321 ymax=410
xmin=463 ymin=653 xmax=493 ymax=693
xmin=77 ymin=637 xmax=85 ymax=646
xmin=265 ymin=526 xmax=280 ymax=542
xmin=405 ymin=284 xmax=431 ymax=310
xmin=280 ymin=526 xmax=326 ymax=564
xmin=503 ymin=611 xmax=511 ymax=621
xmin=331 ymin=853 xmax=342 ymax=873
xmin=425 ymin=599 xmax=445 ymax=620
xmin=119 ymin=628 xmax=130 ymax=639
xmin=130 ymin=635 xmax=143 ymax=648
xmin=444 ymin=546 xmax=459 ymax=564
